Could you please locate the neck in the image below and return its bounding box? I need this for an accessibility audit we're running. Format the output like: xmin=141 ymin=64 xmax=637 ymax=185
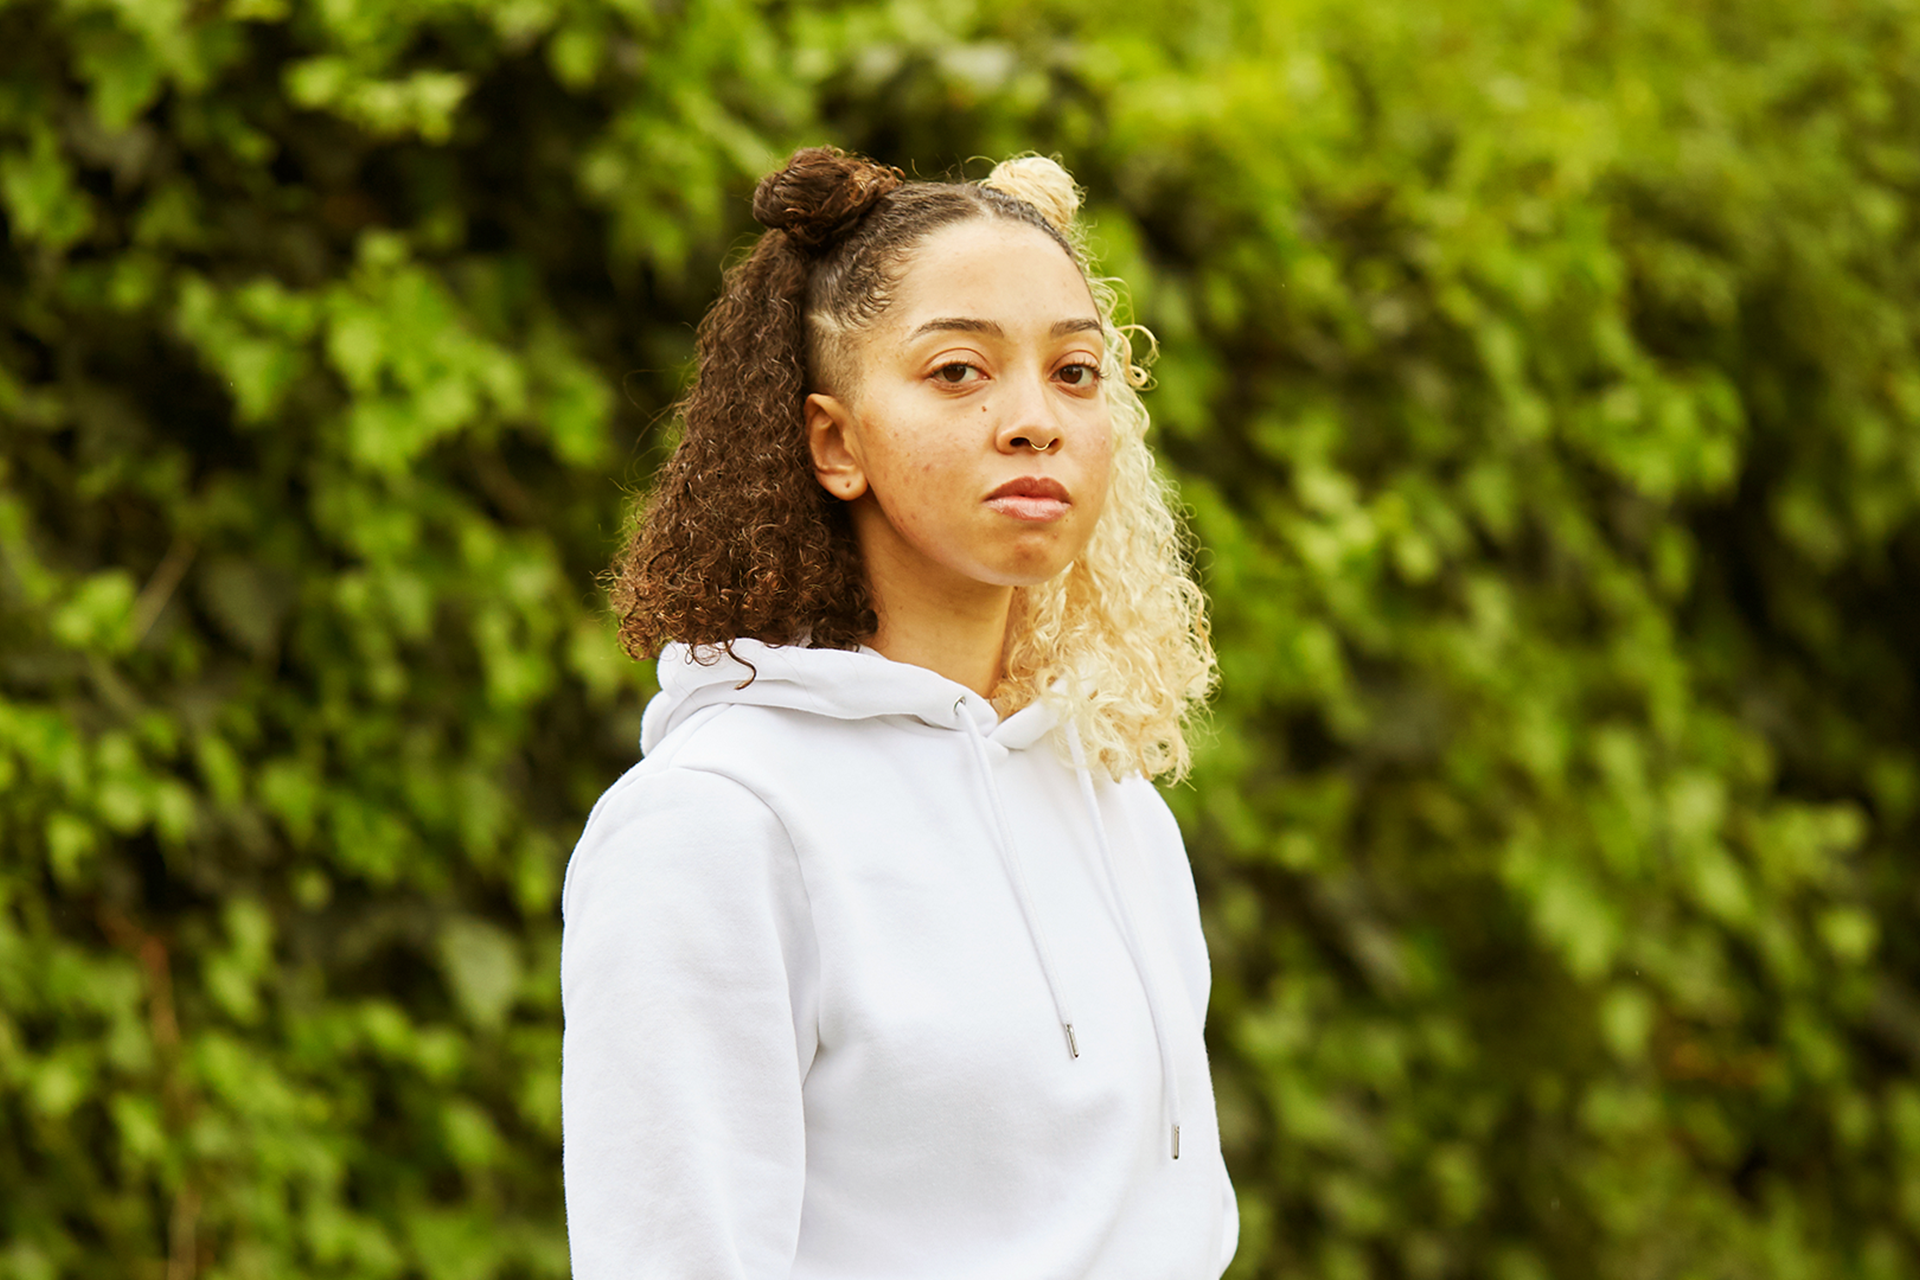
xmin=856 ymin=517 xmax=1013 ymax=700
xmin=868 ymin=596 xmax=1012 ymax=700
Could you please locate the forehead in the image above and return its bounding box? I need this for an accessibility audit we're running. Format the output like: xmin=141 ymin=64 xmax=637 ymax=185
xmin=882 ymin=218 xmax=1097 ymax=332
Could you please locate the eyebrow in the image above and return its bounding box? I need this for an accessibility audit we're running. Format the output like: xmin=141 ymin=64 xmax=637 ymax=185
xmin=908 ymin=317 xmax=1104 ymax=340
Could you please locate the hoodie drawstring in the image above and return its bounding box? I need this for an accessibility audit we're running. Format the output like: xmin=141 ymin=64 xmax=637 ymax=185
xmin=1066 ymin=720 xmax=1183 ymax=1161
xmin=959 ymin=705 xmax=1183 ymax=1160
xmin=960 ymin=710 xmax=1080 ymax=1061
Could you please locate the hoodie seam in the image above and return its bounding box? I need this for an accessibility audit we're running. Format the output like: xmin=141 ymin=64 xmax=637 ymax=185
xmin=668 ymin=762 xmax=825 ymax=1077
xmin=640 ymin=701 xmax=739 ymax=764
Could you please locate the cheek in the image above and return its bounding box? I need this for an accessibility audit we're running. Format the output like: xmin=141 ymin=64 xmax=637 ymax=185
xmin=1081 ymin=423 xmax=1117 ymax=514
xmin=870 ymin=424 xmax=965 ymax=495
xmin=866 ymin=438 xmax=966 ymax=534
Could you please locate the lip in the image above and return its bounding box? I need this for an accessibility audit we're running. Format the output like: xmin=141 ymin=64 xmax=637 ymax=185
xmin=985 ymin=476 xmax=1071 ymax=523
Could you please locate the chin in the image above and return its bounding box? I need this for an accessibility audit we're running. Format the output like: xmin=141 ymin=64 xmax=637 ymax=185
xmin=984 ymin=555 xmax=1076 ymax=588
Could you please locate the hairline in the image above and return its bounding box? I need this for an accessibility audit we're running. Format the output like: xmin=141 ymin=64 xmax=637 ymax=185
xmin=806 ymin=203 xmax=1091 ymax=397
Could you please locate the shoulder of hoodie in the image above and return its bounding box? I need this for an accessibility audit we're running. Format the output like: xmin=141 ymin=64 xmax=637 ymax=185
xmin=642 ymin=692 xmax=1189 ymax=844
xmin=576 ymin=693 xmax=1189 ymax=845
xmin=1107 ymin=772 xmax=1198 ymax=882
xmin=563 ymin=742 xmax=798 ymax=924
xmin=1108 ymin=771 xmax=1184 ymax=839
xmin=644 ymin=696 xmax=893 ymax=779
xmin=582 ymin=697 xmax=809 ymax=832
xmin=562 ymin=699 xmax=838 ymax=886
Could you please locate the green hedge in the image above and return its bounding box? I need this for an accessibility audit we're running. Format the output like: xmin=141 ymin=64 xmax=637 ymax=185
xmin=2 ymin=0 xmax=1916 ymax=1276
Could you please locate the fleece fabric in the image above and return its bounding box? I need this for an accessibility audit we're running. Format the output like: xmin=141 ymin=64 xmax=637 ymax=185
xmin=560 ymin=640 xmax=1238 ymax=1279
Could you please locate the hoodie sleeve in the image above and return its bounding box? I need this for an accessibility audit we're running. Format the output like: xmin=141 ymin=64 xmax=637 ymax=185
xmin=561 ymin=764 xmax=818 ymax=1280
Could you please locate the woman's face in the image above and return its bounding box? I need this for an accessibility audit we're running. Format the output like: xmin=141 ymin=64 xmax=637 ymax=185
xmin=805 ymin=218 xmax=1114 ymax=604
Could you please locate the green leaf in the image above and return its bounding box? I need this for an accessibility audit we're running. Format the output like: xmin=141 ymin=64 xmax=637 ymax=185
xmin=0 ymin=125 xmax=93 ymax=251
xmin=437 ymin=916 xmax=521 ymax=1033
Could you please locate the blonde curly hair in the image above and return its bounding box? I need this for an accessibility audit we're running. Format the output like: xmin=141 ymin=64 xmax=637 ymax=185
xmin=977 ymin=157 xmax=1216 ymax=782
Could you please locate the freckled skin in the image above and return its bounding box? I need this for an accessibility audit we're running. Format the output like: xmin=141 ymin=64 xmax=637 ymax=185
xmin=807 ymin=220 xmax=1114 ymax=598
xmin=803 ymin=219 xmax=1114 ymax=694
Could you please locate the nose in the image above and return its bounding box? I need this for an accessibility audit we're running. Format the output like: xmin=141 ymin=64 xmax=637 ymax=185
xmin=996 ymin=375 xmax=1061 ymax=454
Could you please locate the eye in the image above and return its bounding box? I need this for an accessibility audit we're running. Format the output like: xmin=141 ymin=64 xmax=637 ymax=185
xmin=1056 ymin=360 xmax=1103 ymax=389
xmin=932 ymin=362 xmax=984 ymax=386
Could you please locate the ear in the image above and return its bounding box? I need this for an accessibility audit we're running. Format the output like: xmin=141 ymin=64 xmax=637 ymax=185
xmin=806 ymin=392 xmax=868 ymax=502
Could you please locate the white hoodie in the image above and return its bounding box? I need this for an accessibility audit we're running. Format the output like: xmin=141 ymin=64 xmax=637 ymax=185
xmin=560 ymin=640 xmax=1237 ymax=1279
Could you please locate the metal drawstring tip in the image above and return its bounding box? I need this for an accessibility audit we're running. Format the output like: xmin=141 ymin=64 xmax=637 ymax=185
xmin=1171 ymin=1125 xmax=1181 ymax=1159
xmin=1064 ymin=1023 xmax=1079 ymax=1059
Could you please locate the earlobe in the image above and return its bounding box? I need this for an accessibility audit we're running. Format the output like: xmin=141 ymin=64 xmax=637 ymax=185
xmin=806 ymin=393 xmax=868 ymax=502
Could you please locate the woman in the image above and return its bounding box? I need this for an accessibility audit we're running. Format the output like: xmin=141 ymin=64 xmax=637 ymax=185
xmin=561 ymin=147 xmax=1235 ymax=1278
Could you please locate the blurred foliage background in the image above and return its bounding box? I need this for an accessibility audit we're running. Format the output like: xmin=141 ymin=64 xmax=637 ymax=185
xmin=3 ymin=0 xmax=1917 ymax=1275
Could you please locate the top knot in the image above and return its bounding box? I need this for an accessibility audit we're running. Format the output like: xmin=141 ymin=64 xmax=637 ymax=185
xmin=753 ymin=147 xmax=903 ymax=252
xmin=980 ymin=155 xmax=1081 ymax=232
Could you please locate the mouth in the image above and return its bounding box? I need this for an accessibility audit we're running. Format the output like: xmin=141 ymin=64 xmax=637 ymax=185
xmin=985 ymin=476 xmax=1071 ymax=523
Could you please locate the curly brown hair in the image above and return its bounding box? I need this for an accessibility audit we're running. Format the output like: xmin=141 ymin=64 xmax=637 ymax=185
xmin=610 ymin=146 xmax=1083 ymax=659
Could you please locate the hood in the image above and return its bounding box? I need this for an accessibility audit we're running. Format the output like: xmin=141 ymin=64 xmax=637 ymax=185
xmin=638 ymin=637 xmax=1186 ymax=1160
xmin=640 ymin=639 xmax=1059 ymax=756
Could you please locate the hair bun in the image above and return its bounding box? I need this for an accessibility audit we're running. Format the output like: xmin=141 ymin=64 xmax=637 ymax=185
xmin=981 ymin=155 xmax=1081 ymax=231
xmin=753 ymin=147 xmax=903 ymax=251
